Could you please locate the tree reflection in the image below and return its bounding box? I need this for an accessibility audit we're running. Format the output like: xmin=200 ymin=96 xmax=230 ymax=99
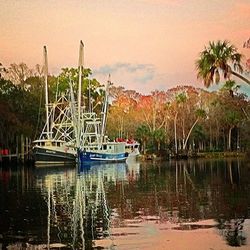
xmin=106 ymin=159 xmax=249 ymax=247
xmin=0 ymin=159 xmax=249 ymax=249
xmin=218 ymin=218 xmax=246 ymax=246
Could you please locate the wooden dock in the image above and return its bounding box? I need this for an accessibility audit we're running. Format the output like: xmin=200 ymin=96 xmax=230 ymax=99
xmin=0 ymin=135 xmax=33 ymax=166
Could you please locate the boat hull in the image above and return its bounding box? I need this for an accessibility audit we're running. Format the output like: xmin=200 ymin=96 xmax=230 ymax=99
xmin=33 ymin=146 xmax=76 ymax=165
xmin=78 ymin=150 xmax=128 ymax=163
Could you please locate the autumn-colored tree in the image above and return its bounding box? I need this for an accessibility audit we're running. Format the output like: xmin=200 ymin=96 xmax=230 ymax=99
xmin=107 ymin=91 xmax=139 ymax=139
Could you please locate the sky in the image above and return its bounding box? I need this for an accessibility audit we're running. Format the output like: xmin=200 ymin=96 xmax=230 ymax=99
xmin=0 ymin=0 xmax=250 ymax=95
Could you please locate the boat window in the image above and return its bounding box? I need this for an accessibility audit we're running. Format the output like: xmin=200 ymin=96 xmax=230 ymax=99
xmin=52 ymin=142 xmax=56 ymax=146
xmin=103 ymin=145 xmax=107 ymax=150
xmin=57 ymin=142 xmax=60 ymax=147
xmin=41 ymin=142 xmax=45 ymax=146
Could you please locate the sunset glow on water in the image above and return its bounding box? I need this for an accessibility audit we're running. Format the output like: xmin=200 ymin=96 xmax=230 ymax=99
xmin=1 ymin=159 xmax=250 ymax=249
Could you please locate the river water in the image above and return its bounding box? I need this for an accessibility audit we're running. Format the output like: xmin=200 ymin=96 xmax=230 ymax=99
xmin=0 ymin=158 xmax=250 ymax=249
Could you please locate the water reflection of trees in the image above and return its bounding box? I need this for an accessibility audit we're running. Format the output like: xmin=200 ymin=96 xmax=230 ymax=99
xmin=0 ymin=165 xmax=116 ymax=249
xmin=218 ymin=218 xmax=246 ymax=246
xmin=0 ymin=166 xmax=49 ymax=249
xmin=106 ymin=159 xmax=249 ymax=246
xmin=1 ymin=159 xmax=249 ymax=248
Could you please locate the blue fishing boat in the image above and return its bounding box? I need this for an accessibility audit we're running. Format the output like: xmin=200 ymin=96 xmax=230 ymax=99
xmin=72 ymin=42 xmax=131 ymax=164
xmin=76 ymin=77 xmax=128 ymax=163
xmin=77 ymin=111 xmax=128 ymax=163
xmin=78 ymin=143 xmax=128 ymax=163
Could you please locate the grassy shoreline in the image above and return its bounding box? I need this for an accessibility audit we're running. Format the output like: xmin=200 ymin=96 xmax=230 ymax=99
xmin=195 ymin=151 xmax=247 ymax=158
xmin=140 ymin=151 xmax=248 ymax=161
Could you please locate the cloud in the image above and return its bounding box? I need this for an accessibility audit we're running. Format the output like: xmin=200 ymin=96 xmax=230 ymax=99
xmin=92 ymin=63 xmax=202 ymax=95
xmin=93 ymin=62 xmax=155 ymax=84
xmin=135 ymin=73 xmax=154 ymax=83
xmin=94 ymin=62 xmax=153 ymax=74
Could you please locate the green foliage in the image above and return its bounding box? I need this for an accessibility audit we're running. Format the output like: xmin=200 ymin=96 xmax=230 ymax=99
xmin=0 ymin=77 xmax=43 ymax=149
xmin=152 ymin=128 xmax=166 ymax=151
xmin=1 ymin=57 xmax=249 ymax=155
xmin=153 ymin=128 xmax=165 ymax=141
xmin=195 ymin=108 xmax=206 ymax=118
xmin=49 ymin=67 xmax=104 ymax=112
xmin=191 ymin=125 xmax=206 ymax=140
xmin=196 ymin=40 xmax=248 ymax=87
xmin=136 ymin=124 xmax=151 ymax=153
xmin=136 ymin=124 xmax=151 ymax=140
xmin=175 ymin=92 xmax=187 ymax=103
xmin=225 ymin=110 xmax=241 ymax=126
xmin=241 ymin=120 xmax=250 ymax=149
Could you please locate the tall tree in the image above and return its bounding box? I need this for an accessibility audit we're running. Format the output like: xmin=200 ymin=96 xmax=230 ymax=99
xmin=225 ymin=111 xmax=241 ymax=151
xmin=153 ymin=128 xmax=165 ymax=151
xmin=173 ymin=92 xmax=187 ymax=154
xmin=196 ymin=40 xmax=250 ymax=87
xmin=183 ymin=108 xmax=206 ymax=150
xmin=136 ymin=124 xmax=151 ymax=154
xmin=6 ymin=63 xmax=33 ymax=89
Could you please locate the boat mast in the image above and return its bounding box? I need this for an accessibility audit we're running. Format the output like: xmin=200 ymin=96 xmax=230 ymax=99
xmin=77 ymin=41 xmax=84 ymax=147
xmin=100 ymin=75 xmax=111 ymax=142
xmin=43 ymin=46 xmax=50 ymax=139
xmin=69 ymin=79 xmax=78 ymax=146
xmin=88 ymin=79 xmax=92 ymax=113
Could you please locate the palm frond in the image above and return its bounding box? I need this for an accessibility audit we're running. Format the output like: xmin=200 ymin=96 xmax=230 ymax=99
xmin=196 ymin=40 xmax=247 ymax=87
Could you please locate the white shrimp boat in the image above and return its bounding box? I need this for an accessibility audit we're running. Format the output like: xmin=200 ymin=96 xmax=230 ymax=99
xmin=33 ymin=47 xmax=76 ymax=165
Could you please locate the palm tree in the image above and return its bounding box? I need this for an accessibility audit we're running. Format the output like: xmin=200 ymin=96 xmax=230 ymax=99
xmin=136 ymin=124 xmax=151 ymax=154
xmin=153 ymin=128 xmax=165 ymax=151
xmin=196 ymin=40 xmax=250 ymax=87
xmin=221 ymin=79 xmax=240 ymax=98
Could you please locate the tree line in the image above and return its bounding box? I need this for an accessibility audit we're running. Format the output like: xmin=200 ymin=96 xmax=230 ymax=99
xmin=0 ymin=40 xmax=249 ymax=156
xmin=107 ymin=83 xmax=249 ymax=155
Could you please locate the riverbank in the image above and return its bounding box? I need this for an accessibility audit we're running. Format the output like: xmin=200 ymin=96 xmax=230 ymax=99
xmin=196 ymin=151 xmax=247 ymax=159
xmin=139 ymin=151 xmax=248 ymax=162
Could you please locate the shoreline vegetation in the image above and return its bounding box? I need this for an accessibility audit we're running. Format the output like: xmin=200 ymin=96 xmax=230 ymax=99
xmin=1 ymin=150 xmax=249 ymax=166
xmin=0 ymin=40 xmax=250 ymax=164
xmin=140 ymin=151 xmax=248 ymax=162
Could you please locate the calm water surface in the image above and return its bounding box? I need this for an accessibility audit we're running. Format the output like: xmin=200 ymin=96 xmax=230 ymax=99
xmin=0 ymin=158 xmax=250 ymax=249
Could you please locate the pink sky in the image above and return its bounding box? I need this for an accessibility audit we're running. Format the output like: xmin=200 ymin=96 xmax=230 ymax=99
xmin=0 ymin=0 xmax=250 ymax=94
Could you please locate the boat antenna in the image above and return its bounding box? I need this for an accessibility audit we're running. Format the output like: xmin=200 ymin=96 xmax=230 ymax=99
xmin=43 ymin=46 xmax=50 ymax=139
xmin=77 ymin=40 xmax=84 ymax=147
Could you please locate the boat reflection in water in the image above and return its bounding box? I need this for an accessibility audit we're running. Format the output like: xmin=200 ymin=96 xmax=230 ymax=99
xmin=1 ymin=158 xmax=250 ymax=249
xmin=34 ymin=163 xmax=127 ymax=249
